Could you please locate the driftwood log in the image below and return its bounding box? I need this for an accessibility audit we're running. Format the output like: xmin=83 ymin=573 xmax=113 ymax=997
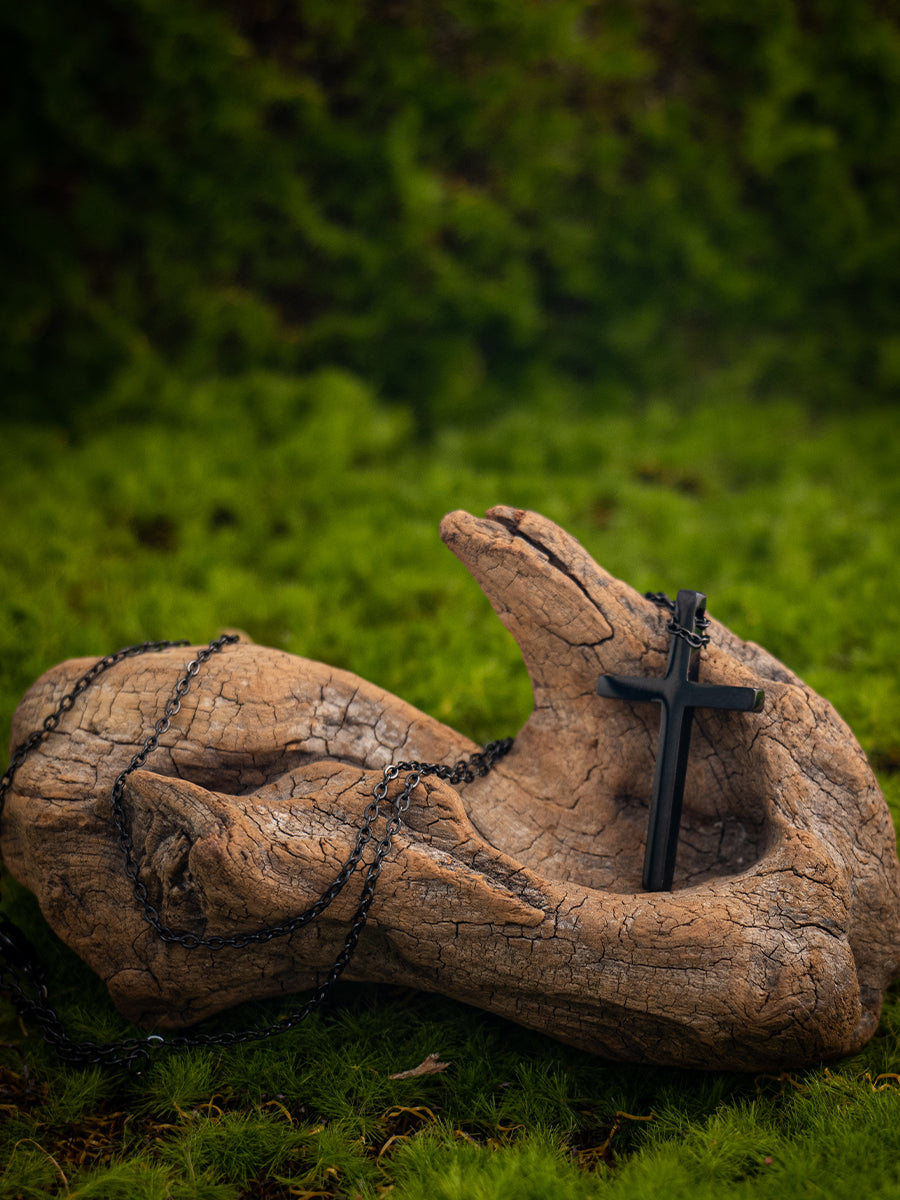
xmin=3 ymin=506 xmax=900 ymax=1070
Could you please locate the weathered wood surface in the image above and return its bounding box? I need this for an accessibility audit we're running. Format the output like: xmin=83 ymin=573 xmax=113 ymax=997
xmin=4 ymin=506 xmax=900 ymax=1070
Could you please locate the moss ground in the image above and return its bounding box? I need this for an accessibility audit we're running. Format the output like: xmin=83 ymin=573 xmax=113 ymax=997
xmin=1 ymin=385 xmax=899 ymax=1198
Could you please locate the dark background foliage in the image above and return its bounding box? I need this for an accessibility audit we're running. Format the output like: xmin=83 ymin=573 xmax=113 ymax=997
xmin=4 ymin=0 xmax=899 ymax=428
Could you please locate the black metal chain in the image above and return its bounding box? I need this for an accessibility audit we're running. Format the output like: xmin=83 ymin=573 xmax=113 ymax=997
xmin=0 ymin=636 xmax=513 ymax=1069
xmin=644 ymin=591 xmax=710 ymax=649
xmin=0 ymin=639 xmax=192 ymax=808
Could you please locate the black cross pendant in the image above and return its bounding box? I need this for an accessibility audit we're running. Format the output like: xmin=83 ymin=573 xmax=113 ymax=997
xmin=596 ymin=590 xmax=764 ymax=893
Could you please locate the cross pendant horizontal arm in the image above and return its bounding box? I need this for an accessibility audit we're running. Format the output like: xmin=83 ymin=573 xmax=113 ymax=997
xmin=597 ymin=590 xmax=764 ymax=893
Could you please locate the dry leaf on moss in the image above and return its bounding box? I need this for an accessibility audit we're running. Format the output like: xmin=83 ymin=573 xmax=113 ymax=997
xmin=389 ymin=1053 xmax=450 ymax=1080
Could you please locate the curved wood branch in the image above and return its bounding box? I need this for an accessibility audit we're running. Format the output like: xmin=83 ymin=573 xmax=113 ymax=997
xmin=3 ymin=506 xmax=899 ymax=1069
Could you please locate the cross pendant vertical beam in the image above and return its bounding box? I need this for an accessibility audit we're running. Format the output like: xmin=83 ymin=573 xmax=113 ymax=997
xmin=596 ymin=590 xmax=764 ymax=893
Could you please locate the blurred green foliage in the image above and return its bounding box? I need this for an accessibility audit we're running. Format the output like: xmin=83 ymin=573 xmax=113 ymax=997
xmin=4 ymin=0 xmax=900 ymax=426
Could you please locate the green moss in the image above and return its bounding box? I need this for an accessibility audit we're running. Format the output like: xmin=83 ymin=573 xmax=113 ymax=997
xmin=2 ymin=386 xmax=899 ymax=1196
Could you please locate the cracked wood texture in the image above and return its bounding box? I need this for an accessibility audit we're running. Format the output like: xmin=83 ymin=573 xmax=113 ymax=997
xmin=4 ymin=506 xmax=900 ymax=1070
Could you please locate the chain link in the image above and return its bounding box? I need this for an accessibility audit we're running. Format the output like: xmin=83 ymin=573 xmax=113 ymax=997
xmin=0 ymin=636 xmax=513 ymax=1069
xmin=644 ymin=591 xmax=710 ymax=649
